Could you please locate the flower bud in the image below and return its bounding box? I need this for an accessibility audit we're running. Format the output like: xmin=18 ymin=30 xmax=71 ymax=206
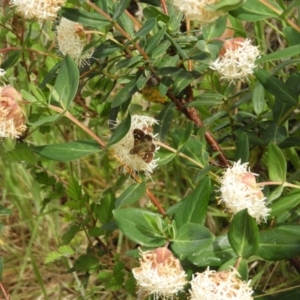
xmin=0 ymin=86 xmax=27 ymax=139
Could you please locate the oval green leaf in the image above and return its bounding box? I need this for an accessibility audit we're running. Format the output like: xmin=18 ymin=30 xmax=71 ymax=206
xmin=31 ymin=140 xmax=101 ymax=161
xmin=228 ymin=209 xmax=260 ymax=258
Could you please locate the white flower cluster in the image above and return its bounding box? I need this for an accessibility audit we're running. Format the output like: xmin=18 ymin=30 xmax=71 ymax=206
xmin=190 ymin=268 xmax=253 ymax=300
xmin=109 ymin=115 xmax=159 ymax=175
xmin=210 ymin=38 xmax=260 ymax=83
xmin=56 ymin=18 xmax=92 ymax=66
xmin=132 ymin=248 xmax=187 ymax=299
xmin=219 ymin=160 xmax=270 ymax=223
xmin=172 ymin=0 xmax=223 ymax=24
xmin=10 ymin=0 xmax=65 ymax=20
xmin=133 ymin=249 xmax=254 ymax=300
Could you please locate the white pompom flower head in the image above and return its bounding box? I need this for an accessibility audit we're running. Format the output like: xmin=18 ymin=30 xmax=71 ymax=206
xmin=218 ymin=160 xmax=270 ymax=223
xmin=210 ymin=38 xmax=261 ymax=84
xmin=132 ymin=247 xmax=187 ymax=299
xmin=109 ymin=115 xmax=159 ymax=176
xmin=56 ymin=17 xmax=93 ymax=66
xmin=10 ymin=0 xmax=66 ymax=21
xmin=190 ymin=268 xmax=254 ymax=300
xmin=172 ymin=0 xmax=224 ymax=24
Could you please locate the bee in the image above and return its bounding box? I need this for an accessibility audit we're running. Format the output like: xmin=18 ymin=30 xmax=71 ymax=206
xmin=130 ymin=129 xmax=156 ymax=163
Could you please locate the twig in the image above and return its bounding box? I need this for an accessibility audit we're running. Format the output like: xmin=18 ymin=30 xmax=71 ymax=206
xmin=0 ymin=283 xmax=10 ymax=300
xmin=160 ymin=0 xmax=168 ymax=15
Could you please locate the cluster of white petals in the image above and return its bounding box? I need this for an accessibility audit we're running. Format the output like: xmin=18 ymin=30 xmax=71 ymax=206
xmin=190 ymin=268 xmax=253 ymax=300
xmin=133 ymin=248 xmax=187 ymax=299
xmin=109 ymin=115 xmax=159 ymax=175
xmin=10 ymin=0 xmax=65 ymax=20
xmin=56 ymin=18 xmax=92 ymax=66
xmin=0 ymin=86 xmax=26 ymax=139
xmin=172 ymin=0 xmax=223 ymax=24
xmin=210 ymin=38 xmax=260 ymax=83
xmin=219 ymin=160 xmax=270 ymax=223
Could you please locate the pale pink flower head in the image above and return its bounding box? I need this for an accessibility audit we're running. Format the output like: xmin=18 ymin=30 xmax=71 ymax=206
xmin=219 ymin=160 xmax=270 ymax=223
xmin=10 ymin=0 xmax=66 ymax=20
xmin=132 ymin=247 xmax=187 ymax=299
xmin=210 ymin=38 xmax=260 ymax=83
xmin=0 ymin=86 xmax=27 ymax=139
xmin=172 ymin=0 xmax=224 ymax=24
xmin=190 ymin=268 xmax=254 ymax=300
xmin=109 ymin=115 xmax=159 ymax=176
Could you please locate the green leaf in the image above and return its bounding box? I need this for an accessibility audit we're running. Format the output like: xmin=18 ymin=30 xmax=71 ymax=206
xmin=136 ymin=18 xmax=157 ymax=37
xmin=60 ymin=7 xmax=111 ymax=27
xmin=143 ymin=6 xmax=170 ymax=24
xmin=173 ymin=70 xmax=198 ymax=95
xmin=262 ymin=124 xmax=287 ymax=145
xmin=44 ymin=245 xmax=75 ymax=264
xmin=113 ymin=208 xmax=166 ymax=247
xmin=186 ymin=93 xmax=224 ymax=107
xmin=112 ymin=79 xmax=138 ymax=107
xmin=53 ymin=55 xmax=79 ymax=109
xmin=28 ymin=114 xmax=63 ymax=127
xmin=283 ymin=27 xmax=300 ymax=46
xmin=189 ymin=234 xmax=236 ymax=267
xmin=113 ymin=0 xmax=130 ymax=20
xmin=172 ymin=131 xmax=208 ymax=168
xmin=171 ymin=223 xmax=214 ymax=256
xmin=257 ymin=224 xmax=300 ymax=260
xmin=256 ymin=45 xmax=300 ymax=63
xmin=255 ymin=69 xmax=297 ymax=105
xmin=228 ymin=209 xmax=260 ymax=258
xmin=4 ymin=143 xmax=37 ymax=165
xmin=235 ymin=132 xmax=249 ymax=163
xmin=268 ymin=143 xmax=286 ymax=182
xmin=73 ymin=255 xmax=98 ymax=272
xmin=0 ymin=205 xmax=12 ymax=216
xmin=31 ymin=140 xmax=102 ymax=162
xmin=62 ymin=225 xmax=80 ymax=245
xmin=220 ymin=257 xmax=249 ymax=281
xmin=252 ymin=82 xmax=265 ymax=115
xmin=177 ymin=121 xmax=194 ymax=152
xmin=116 ymin=56 xmax=144 ymax=69
xmin=154 ymin=103 xmax=175 ymax=141
xmin=202 ymin=15 xmax=226 ymax=40
xmin=154 ymin=147 xmax=176 ymax=166
xmin=206 ymin=0 xmax=244 ymax=11
xmin=230 ymin=0 xmax=279 ymax=21
xmin=1 ymin=50 xmax=21 ymax=69
xmin=107 ymin=113 xmax=131 ymax=146
xmin=145 ymin=28 xmax=167 ymax=55
xmin=93 ymin=189 xmax=116 ymax=225
xmin=174 ymin=177 xmax=211 ymax=227
xmin=151 ymin=40 xmax=172 ymax=59
xmin=271 ymin=190 xmax=300 ymax=218
xmin=115 ymin=182 xmax=146 ymax=208
xmin=66 ymin=177 xmax=82 ymax=201
xmin=117 ymin=8 xmax=135 ymax=38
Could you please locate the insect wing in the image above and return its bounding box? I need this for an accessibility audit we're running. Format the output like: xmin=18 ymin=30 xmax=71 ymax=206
xmin=142 ymin=152 xmax=153 ymax=163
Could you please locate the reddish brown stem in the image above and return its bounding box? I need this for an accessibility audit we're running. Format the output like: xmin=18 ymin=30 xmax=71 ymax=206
xmin=146 ymin=188 xmax=166 ymax=215
xmin=166 ymin=90 xmax=229 ymax=167
xmin=0 ymin=283 xmax=10 ymax=300
xmin=160 ymin=0 xmax=168 ymax=15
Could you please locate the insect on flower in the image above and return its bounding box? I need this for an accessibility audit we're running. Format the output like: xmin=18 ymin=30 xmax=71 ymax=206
xmin=130 ymin=129 xmax=156 ymax=163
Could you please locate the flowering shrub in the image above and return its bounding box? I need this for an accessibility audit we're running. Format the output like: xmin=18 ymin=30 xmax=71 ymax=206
xmin=1 ymin=0 xmax=300 ymax=299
